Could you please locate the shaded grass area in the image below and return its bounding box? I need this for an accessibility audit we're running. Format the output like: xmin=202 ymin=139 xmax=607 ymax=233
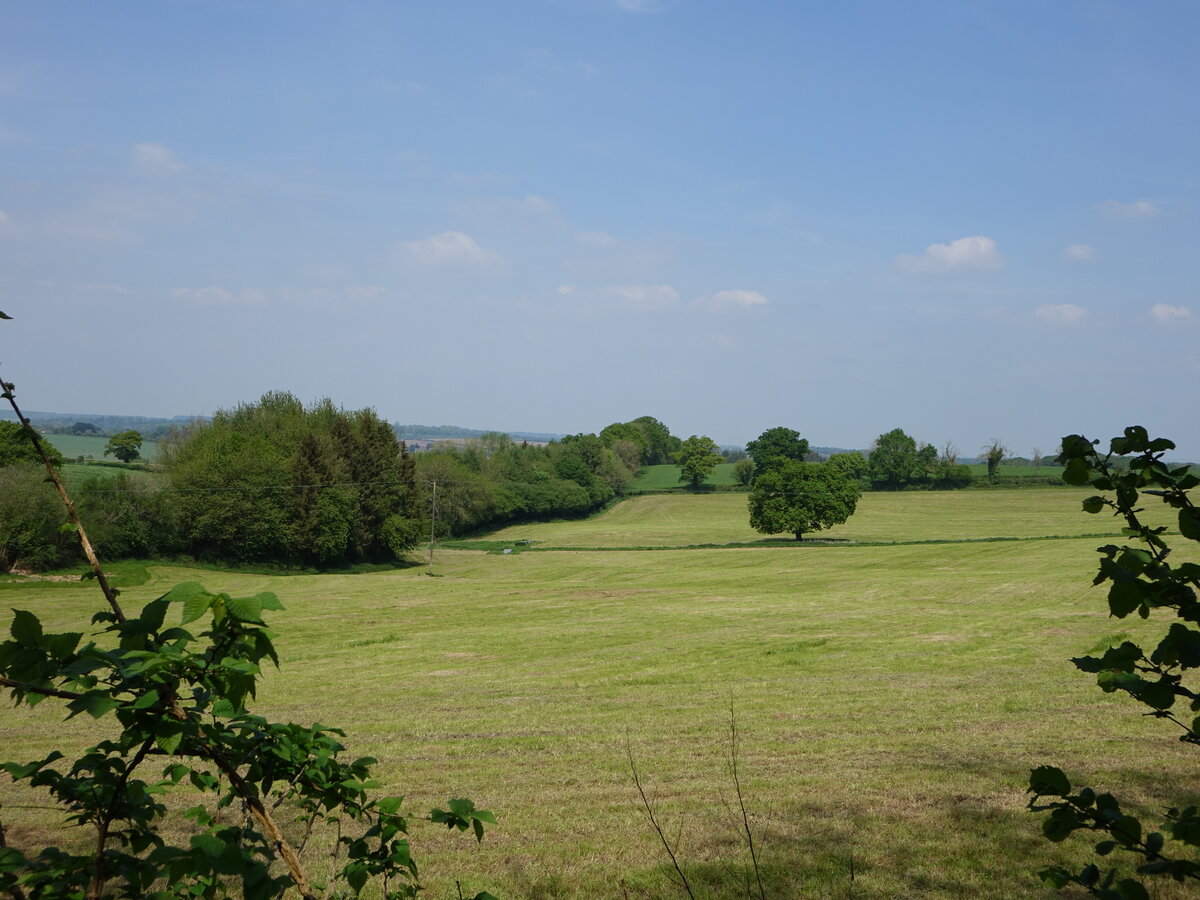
xmin=1 ymin=490 xmax=1196 ymax=898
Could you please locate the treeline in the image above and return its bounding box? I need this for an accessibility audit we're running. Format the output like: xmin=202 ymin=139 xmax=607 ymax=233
xmin=0 ymin=397 xmax=685 ymax=572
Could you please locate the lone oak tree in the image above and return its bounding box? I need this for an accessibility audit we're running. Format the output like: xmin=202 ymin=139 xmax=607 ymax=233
xmin=103 ymin=429 xmax=143 ymax=463
xmin=747 ymin=460 xmax=860 ymax=541
xmin=675 ymin=435 xmax=723 ymax=489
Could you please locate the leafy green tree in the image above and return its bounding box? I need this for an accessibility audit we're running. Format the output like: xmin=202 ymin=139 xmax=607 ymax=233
xmin=827 ymin=451 xmax=868 ymax=481
xmin=868 ymin=428 xmax=921 ymax=489
xmin=1028 ymin=427 xmax=1200 ymax=898
xmin=632 ymin=416 xmax=680 ymax=465
xmin=747 ymin=460 xmax=860 ymax=540
xmin=675 ymin=435 xmax=723 ymax=489
xmin=104 ymin=429 xmax=143 ymax=463
xmin=745 ymin=426 xmax=810 ymax=476
xmin=0 ymin=464 xmax=71 ymax=572
xmin=733 ymin=457 xmax=755 ymax=486
xmin=70 ymin=421 xmax=99 ymax=434
xmin=0 ymin=420 xmax=63 ymax=467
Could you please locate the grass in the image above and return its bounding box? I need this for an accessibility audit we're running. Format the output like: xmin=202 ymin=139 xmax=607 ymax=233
xmin=478 ymin=487 xmax=1169 ymax=549
xmin=43 ymin=433 xmax=160 ymax=461
xmin=1 ymin=489 xmax=1195 ymax=898
xmin=630 ymin=462 xmax=740 ymax=491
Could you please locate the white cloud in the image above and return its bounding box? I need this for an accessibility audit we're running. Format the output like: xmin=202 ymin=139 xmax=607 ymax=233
xmin=1098 ymin=199 xmax=1161 ymax=220
xmin=615 ymin=283 xmax=679 ymax=309
xmin=400 ymin=230 xmax=500 ymax=266
xmin=83 ymin=283 xmax=129 ymax=294
xmin=556 ymin=284 xmax=577 ymax=295
xmin=895 ymin=235 xmax=1005 ymax=273
xmin=1034 ymin=303 xmax=1088 ymax=325
xmin=1062 ymin=243 xmax=1097 ymax=262
xmin=172 ymin=286 xmax=234 ymax=303
xmin=0 ymin=209 xmax=11 ymax=234
xmin=1151 ymin=303 xmax=1191 ymax=322
xmin=132 ymin=142 xmax=188 ymax=176
xmin=709 ymin=289 xmax=768 ymax=309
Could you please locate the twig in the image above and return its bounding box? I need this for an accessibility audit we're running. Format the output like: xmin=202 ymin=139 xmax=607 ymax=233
xmin=727 ymin=703 xmax=766 ymax=900
xmin=626 ymin=739 xmax=696 ymax=899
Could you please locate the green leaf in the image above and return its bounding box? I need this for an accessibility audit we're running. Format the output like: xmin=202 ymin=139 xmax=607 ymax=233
xmin=1082 ymin=496 xmax=1106 ymax=514
xmin=1179 ymin=508 xmax=1200 ymax=542
xmin=1139 ymin=679 xmax=1175 ymax=710
xmin=176 ymin=587 xmax=215 ymax=625
xmin=67 ymin=691 xmax=120 ymax=719
xmin=1029 ymin=766 xmax=1071 ymax=796
xmin=0 ymin=311 xmax=11 ymax=320
xmin=1064 ymin=458 xmax=1092 ymax=485
xmin=190 ymin=832 xmax=225 ymax=858
xmin=130 ymin=689 xmax=160 ymax=710
xmin=224 ymin=594 xmax=264 ymax=624
xmin=1108 ymin=581 xmax=1146 ymax=618
xmin=9 ymin=609 xmax=42 ymax=647
xmin=42 ymin=631 xmax=82 ymax=660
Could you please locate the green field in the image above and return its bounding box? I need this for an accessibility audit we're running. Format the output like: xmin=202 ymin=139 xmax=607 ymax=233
xmin=1 ymin=490 xmax=1194 ymax=898
xmin=631 ymin=462 xmax=740 ymax=490
xmin=43 ymin=432 xmax=160 ymax=461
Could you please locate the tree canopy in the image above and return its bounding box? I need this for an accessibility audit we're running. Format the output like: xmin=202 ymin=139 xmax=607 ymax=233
xmin=675 ymin=434 xmax=723 ymax=489
xmin=104 ymin=429 xmax=143 ymax=463
xmin=0 ymin=420 xmax=63 ymax=467
xmin=747 ymin=460 xmax=860 ymax=540
xmin=745 ymin=426 xmax=810 ymax=475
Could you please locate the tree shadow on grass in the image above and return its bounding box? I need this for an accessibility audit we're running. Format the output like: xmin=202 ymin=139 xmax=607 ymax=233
xmin=617 ymin=754 xmax=1200 ymax=899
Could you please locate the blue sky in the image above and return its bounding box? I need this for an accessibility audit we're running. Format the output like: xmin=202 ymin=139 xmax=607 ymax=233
xmin=1 ymin=1 xmax=1197 ymax=456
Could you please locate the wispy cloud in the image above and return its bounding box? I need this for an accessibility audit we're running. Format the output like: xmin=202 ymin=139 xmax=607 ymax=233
xmin=1062 ymin=243 xmax=1097 ymax=262
xmin=706 ymin=289 xmax=768 ymax=310
xmin=615 ymin=283 xmax=679 ymax=309
xmin=171 ymin=286 xmax=264 ymax=303
xmin=1150 ymin=303 xmax=1191 ymax=322
xmin=1034 ymin=303 xmax=1087 ymax=325
xmin=133 ymin=142 xmax=189 ymax=176
xmin=895 ymin=235 xmax=1004 ymax=273
xmin=576 ymin=230 xmax=617 ymax=248
xmin=1097 ymin=199 xmax=1161 ymax=220
xmin=0 ymin=209 xmax=11 ymax=235
xmin=400 ymin=230 xmax=501 ymax=266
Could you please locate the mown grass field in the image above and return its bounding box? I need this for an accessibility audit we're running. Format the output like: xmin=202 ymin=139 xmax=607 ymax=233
xmin=630 ymin=462 xmax=739 ymax=490
xmin=43 ymin=433 xmax=161 ymax=460
xmin=1 ymin=489 xmax=1195 ymax=899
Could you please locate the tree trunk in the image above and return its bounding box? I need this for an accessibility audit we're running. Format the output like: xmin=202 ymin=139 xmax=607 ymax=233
xmin=794 ymin=531 xmax=803 ymax=541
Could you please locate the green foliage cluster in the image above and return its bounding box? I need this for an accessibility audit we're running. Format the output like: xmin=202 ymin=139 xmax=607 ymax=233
xmin=162 ymin=392 xmax=422 ymax=565
xmin=868 ymin=428 xmax=971 ymax=490
xmin=1028 ymin=426 xmax=1200 ymax=898
xmin=413 ymin=427 xmax=643 ymax=536
xmin=674 ymin=435 xmax=724 ymax=489
xmin=0 ymin=464 xmax=73 ymax=572
xmin=745 ymin=426 xmax=810 ymax=475
xmin=0 ymin=420 xmax=64 ymax=468
xmin=747 ymin=459 xmax=861 ymax=540
xmin=599 ymin=416 xmax=681 ymax=466
xmin=103 ymin=430 xmax=143 ymax=464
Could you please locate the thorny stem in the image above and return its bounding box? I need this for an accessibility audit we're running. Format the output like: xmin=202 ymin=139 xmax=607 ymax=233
xmin=87 ymin=735 xmax=156 ymax=900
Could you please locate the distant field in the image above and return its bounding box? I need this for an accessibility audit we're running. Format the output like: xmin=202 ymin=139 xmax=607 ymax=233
xmin=630 ymin=461 xmax=739 ymax=490
xmin=965 ymin=463 xmax=1063 ymax=478
xmin=44 ymin=433 xmax=160 ymax=460
xmin=2 ymin=490 xmax=1194 ymax=898
xmin=480 ymin=486 xmax=1166 ymax=548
